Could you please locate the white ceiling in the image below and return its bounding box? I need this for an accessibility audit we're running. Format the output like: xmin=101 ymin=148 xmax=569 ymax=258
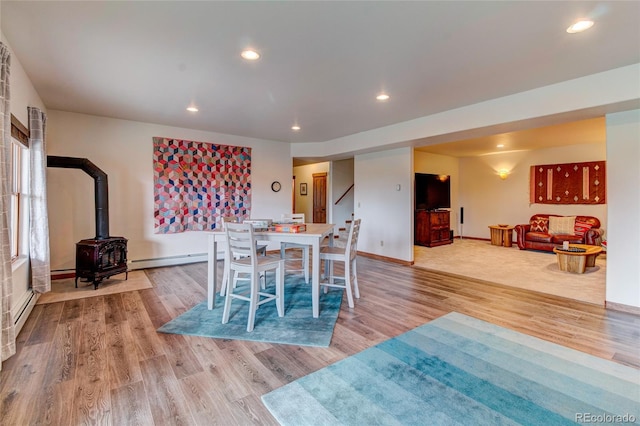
xmin=416 ymin=116 xmax=606 ymax=158
xmin=1 ymin=1 xmax=639 ymax=154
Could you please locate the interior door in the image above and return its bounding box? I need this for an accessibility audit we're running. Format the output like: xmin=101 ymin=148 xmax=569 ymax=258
xmin=312 ymin=172 xmax=327 ymax=223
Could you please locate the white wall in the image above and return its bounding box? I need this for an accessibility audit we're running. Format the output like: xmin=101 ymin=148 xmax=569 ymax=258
xmin=355 ymin=147 xmax=413 ymax=262
xmin=331 ymin=158 xmax=354 ymax=229
xmin=458 ymin=142 xmax=607 ymax=239
xmin=46 ymin=110 xmax=292 ymax=271
xmin=605 ymin=109 xmax=640 ymax=308
xmin=292 ymin=162 xmax=330 ymax=222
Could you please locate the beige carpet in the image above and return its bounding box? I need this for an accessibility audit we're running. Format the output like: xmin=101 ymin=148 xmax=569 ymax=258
xmin=414 ymin=239 xmax=605 ymax=306
xmin=37 ymin=270 xmax=153 ymax=304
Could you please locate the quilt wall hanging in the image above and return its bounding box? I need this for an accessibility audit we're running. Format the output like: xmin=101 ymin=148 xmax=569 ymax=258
xmin=529 ymin=160 xmax=605 ymax=205
xmin=153 ymin=137 xmax=252 ymax=234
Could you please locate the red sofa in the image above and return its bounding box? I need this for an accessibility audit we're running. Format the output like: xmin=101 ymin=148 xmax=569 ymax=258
xmin=514 ymin=214 xmax=603 ymax=252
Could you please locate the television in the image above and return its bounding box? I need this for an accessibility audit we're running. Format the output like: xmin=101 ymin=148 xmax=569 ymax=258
xmin=415 ymin=173 xmax=451 ymax=211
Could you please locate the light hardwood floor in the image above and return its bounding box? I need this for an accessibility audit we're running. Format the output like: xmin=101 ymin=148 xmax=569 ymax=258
xmin=1 ymin=257 xmax=638 ymax=425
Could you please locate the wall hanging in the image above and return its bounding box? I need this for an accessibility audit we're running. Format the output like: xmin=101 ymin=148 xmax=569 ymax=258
xmin=529 ymin=160 xmax=605 ymax=205
xmin=153 ymin=137 xmax=252 ymax=233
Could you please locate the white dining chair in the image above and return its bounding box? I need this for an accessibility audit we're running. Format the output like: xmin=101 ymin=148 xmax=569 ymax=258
xmin=222 ymin=222 xmax=285 ymax=332
xmin=220 ymin=216 xmax=267 ymax=296
xmin=319 ymin=218 xmax=361 ymax=308
xmin=279 ymin=213 xmax=310 ymax=283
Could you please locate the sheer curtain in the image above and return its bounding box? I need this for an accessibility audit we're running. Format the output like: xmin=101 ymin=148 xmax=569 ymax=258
xmin=28 ymin=107 xmax=50 ymax=294
xmin=0 ymin=42 xmax=16 ymax=369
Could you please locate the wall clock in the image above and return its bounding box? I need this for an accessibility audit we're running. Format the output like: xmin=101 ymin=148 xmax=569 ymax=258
xmin=271 ymin=181 xmax=282 ymax=192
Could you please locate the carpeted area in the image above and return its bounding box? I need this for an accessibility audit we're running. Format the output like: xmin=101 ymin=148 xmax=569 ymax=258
xmin=414 ymin=239 xmax=606 ymax=305
xmin=262 ymin=312 xmax=639 ymax=425
xmin=158 ymin=275 xmax=343 ymax=347
xmin=36 ymin=270 xmax=152 ymax=304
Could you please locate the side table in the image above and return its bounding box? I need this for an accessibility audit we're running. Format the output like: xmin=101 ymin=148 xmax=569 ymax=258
xmin=488 ymin=225 xmax=515 ymax=247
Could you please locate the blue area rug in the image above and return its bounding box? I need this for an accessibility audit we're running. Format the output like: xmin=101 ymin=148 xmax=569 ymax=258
xmin=157 ymin=275 xmax=343 ymax=347
xmin=262 ymin=312 xmax=640 ymax=425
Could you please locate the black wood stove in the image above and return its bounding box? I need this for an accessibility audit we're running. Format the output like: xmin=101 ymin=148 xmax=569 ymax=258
xmin=47 ymin=156 xmax=128 ymax=289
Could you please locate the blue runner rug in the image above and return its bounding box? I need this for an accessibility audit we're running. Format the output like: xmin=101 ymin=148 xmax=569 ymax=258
xmin=262 ymin=312 xmax=639 ymax=425
xmin=157 ymin=275 xmax=343 ymax=347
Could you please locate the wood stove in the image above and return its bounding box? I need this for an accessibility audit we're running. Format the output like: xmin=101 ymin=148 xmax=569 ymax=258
xmin=76 ymin=237 xmax=128 ymax=289
xmin=48 ymin=156 xmax=128 ymax=289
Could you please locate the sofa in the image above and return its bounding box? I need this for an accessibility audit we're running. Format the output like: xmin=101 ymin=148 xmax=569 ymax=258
xmin=514 ymin=214 xmax=603 ymax=252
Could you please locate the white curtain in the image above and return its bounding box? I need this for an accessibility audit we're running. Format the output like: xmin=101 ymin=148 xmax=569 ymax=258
xmin=0 ymin=42 xmax=16 ymax=369
xmin=28 ymin=107 xmax=50 ymax=294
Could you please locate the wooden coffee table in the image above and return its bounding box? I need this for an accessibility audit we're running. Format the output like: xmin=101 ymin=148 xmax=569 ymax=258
xmin=553 ymin=244 xmax=602 ymax=274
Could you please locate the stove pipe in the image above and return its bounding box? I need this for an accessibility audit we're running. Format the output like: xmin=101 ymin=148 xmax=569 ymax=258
xmin=47 ymin=156 xmax=110 ymax=240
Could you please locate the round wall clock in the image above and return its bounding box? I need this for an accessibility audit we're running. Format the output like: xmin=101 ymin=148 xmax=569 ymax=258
xmin=271 ymin=181 xmax=282 ymax=192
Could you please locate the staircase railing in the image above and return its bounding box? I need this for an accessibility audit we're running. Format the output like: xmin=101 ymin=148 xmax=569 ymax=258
xmin=334 ymin=184 xmax=354 ymax=205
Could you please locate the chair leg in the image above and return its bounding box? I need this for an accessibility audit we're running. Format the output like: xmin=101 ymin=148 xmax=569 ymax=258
xmin=352 ymin=259 xmax=360 ymax=299
xmin=323 ymin=259 xmax=333 ymax=294
xmin=276 ymin=262 xmax=284 ymax=317
xmin=222 ymin=270 xmax=235 ymax=324
xmin=344 ymin=260 xmax=355 ymax=308
xmin=220 ymin=257 xmax=229 ymax=296
xmin=247 ymin=274 xmax=260 ymax=332
xmin=260 ymin=271 xmax=267 ymax=290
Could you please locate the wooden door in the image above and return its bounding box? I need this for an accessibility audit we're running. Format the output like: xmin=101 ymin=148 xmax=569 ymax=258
xmin=312 ymin=172 xmax=327 ymax=223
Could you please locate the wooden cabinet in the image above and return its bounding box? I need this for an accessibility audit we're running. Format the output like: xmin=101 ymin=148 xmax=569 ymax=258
xmin=415 ymin=210 xmax=452 ymax=247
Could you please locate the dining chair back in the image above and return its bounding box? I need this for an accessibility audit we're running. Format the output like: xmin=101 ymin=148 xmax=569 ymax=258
xmin=222 ymin=222 xmax=285 ymax=332
xmin=223 ymin=216 xmax=267 ymax=255
xmin=319 ymin=218 xmax=361 ymax=308
xmin=279 ymin=213 xmax=310 ymax=283
xmin=220 ymin=216 xmax=267 ymax=296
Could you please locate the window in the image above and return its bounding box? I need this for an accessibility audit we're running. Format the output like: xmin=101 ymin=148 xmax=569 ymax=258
xmin=10 ymin=115 xmax=29 ymax=260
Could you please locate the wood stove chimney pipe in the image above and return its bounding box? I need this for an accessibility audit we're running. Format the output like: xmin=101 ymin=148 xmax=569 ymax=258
xmin=47 ymin=155 xmax=110 ymax=240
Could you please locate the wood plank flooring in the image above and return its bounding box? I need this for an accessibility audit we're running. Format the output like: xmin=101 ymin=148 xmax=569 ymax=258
xmin=1 ymin=257 xmax=639 ymax=425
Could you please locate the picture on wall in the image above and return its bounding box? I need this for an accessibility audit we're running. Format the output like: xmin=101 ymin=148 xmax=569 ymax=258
xmin=300 ymin=182 xmax=308 ymax=196
xmin=529 ymin=160 xmax=605 ymax=205
xmin=153 ymin=137 xmax=252 ymax=233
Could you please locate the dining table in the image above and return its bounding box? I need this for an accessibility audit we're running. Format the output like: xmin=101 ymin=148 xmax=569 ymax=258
xmin=207 ymin=223 xmax=335 ymax=318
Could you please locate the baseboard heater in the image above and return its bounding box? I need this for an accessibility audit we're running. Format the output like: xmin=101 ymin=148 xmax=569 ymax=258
xmin=51 ymin=252 xmax=215 ymax=278
xmin=12 ymin=290 xmax=37 ymax=336
xmin=128 ymin=253 xmax=208 ymax=270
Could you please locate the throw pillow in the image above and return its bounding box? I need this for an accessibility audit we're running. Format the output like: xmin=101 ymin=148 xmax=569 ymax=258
xmin=548 ymin=216 xmax=577 ymax=235
xmin=530 ymin=217 xmax=549 ymax=233
xmin=574 ymin=220 xmax=593 ymax=237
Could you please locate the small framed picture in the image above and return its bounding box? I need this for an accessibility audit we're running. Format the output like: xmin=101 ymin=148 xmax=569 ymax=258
xmin=300 ymin=182 xmax=308 ymax=196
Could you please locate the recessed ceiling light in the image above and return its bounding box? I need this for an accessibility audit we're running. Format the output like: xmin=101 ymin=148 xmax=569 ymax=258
xmin=241 ymin=49 xmax=260 ymax=60
xmin=186 ymin=106 xmax=199 ymax=112
xmin=566 ymin=20 xmax=594 ymax=33
xmin=496 ymin=144 xmax=504 ymax=148
xmin=376 ymin=94 xmax=390 ymax=101
xmin=291 ymin=125 xmax=301 ymax=131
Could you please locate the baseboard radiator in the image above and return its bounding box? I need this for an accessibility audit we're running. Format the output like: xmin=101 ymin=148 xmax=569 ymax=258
xmin=128 ymin=253 xmax=209 ymax=270
xmin=12 ymin=290 xmax=37 ymax=336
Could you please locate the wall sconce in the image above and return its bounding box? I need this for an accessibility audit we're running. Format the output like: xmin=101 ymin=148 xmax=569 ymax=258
xmin=498 ymin=169 xmax=509 ymax=180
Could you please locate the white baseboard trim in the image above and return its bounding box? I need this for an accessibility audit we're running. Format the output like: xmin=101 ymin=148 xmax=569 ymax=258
xmin=128 ymin=253 xmax=210 ymax=270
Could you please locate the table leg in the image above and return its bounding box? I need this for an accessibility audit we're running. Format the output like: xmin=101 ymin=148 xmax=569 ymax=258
xmin=312 ymin=239 xmax=320 ymax=318
xmin=503 ymin=229 xmax=513 ymax=247
xmin=207 ymin=235 xmax=217 ymax=309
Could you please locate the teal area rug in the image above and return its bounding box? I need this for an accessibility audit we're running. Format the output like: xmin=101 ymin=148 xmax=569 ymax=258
xmin=262 ymin=312 xmax=640 ymax=425
xmin=157 ymin=275 xmax=343 ymax=347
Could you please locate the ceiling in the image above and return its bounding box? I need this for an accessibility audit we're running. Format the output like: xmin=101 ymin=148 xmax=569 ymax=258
xmin=1 ymin=1 xmax=639 ymax=154
xmin=416 ymin=116 xmax=606 ymax=158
